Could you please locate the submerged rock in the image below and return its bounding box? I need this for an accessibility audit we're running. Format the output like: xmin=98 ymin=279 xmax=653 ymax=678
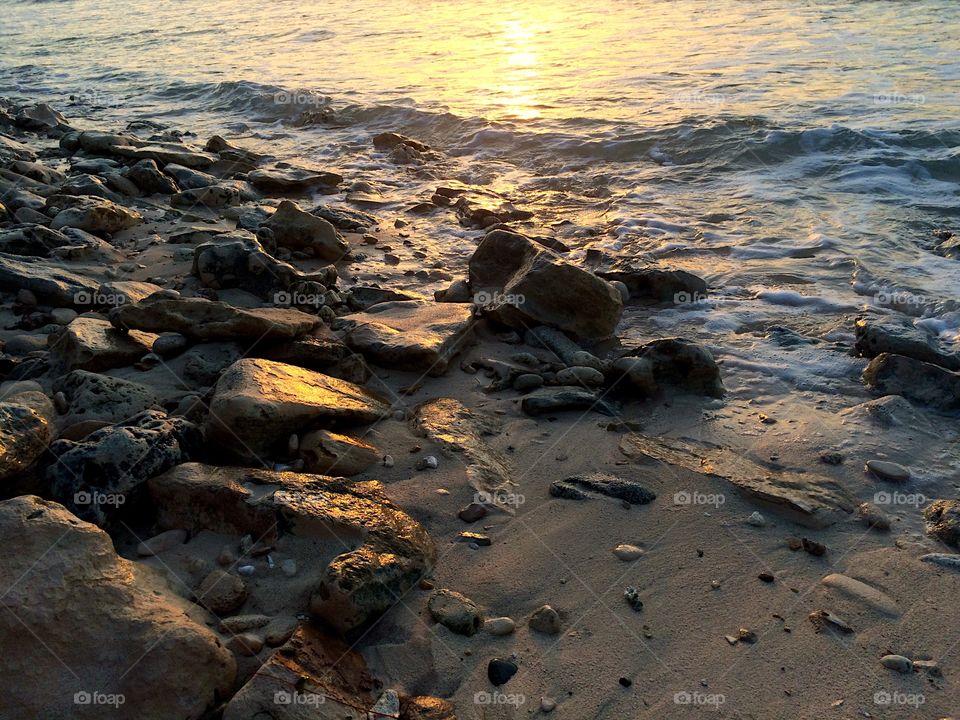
xmin=337 ymin=300 xmax=476 ymax=376
xmin=206 ymin=358 xmax=388 ymax=462
xmin=148 ymin=463 xmax=435 ymax=633
xmin=469 ymin=229 xmax=623 ymax=341
xmin=0 ymin=496 xmax=235 ymax=720
xmin=110 ymin=294 xmax=320 ymax=341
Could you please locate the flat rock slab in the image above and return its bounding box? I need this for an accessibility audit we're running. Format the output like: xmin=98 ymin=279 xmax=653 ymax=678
xmin=521 ymin=387 xmax=618 ymax=417
xmin=338 ymin=301 xmax=476 ymax=376
xmin=855 ymin=316 xmax=960 ymax=371
xmin=49 ymin=316 xmax=156 ymax=372
xmin=0 ymin=496 xmax=235 ymax=719
xmin=0 ymin=252 xmax=100 ymax=306
xmin=148 ymin=463 xmax=435 ymax=633
xmin=551 ymin=473 xmax=656 ymax=504
xmin=110 ymin=295 xmax=320 ymax=341
xmin=411 ymin=397 xmax=514 ymax=510
xmin=619 ymin=434 xmax=853 ymax=527
xmin=247 ymin=167 xmax=342 ymax=194
xmin=206 ymin=358 xmax=389 ymax=462
xmin=820 ymin=573 xmax=901 ymax=617
xmin=862 ymin=352 xmax=960 ymax=410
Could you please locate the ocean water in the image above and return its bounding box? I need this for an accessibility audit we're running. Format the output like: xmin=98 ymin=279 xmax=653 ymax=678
xmin=2 ymin=0 xmax=959 ymax=396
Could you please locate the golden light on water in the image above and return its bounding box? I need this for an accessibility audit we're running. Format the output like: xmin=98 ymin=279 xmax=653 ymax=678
xmin=493 ymin=18 xmax=545 ymax=119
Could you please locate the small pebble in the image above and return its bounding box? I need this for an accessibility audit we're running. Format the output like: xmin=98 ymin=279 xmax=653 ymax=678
xmin=612 ymin=544 xmax=644 ymax=561
xmin=416 ymin=455 xmax=439 ymax=470
xmin=540 ymin=697 xmax=556 ymax=712
xmin=529 ymin=605 xmax=562 ymax=635
xmin=865 ymin=459 xmax=910 ymax=483
xmin=485 ymin=617 xmax=516 ymax=636
xmin=458 ymin=503 xmax=488 ymax=523
xmin=237 ymin=565 xmax=256 ymax=576
xmin=488 ymin=658 xmax=518 ymax=686
xmin=624 ymin=586 xmax=643 ymax=612
xmin=383 ymin=454 xmax=395 ymax=468
xmin=746 ymin=511 xmax=767 ymax=527
xmin=280 ymin=559 xmax=297 ymax=577
xmin=880 ymin=654 xmax=913 ymax=673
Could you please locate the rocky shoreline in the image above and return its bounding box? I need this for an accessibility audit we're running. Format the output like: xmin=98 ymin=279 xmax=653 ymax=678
xmin=0 ymin=97 xmax=958 ymax=718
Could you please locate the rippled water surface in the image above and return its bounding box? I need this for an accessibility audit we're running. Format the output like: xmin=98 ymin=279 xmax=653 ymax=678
xmin=2 ymin=0 xmax=960 ymax=376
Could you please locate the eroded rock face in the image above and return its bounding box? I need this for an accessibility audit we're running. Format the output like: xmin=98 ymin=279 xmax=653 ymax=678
xmin=53 ymin=370 xmax=158 ymax=426
xmin=110 ymin=294 xmax=320 ymax=341
xmin=47 ymin=194 xmax=142 ymax=235
xmin=469 ymin=229 xmax=623 ymax=341
xmin=192 ymin=233 xmax=337 ymax=299
xmin=206 ymin=358 xmax=389 ymax=462
xmin=47 ymin=410 xmax=202 ymax=525
xmin=0 ymin=496 xmax=235 ymax=720
xmin=411 ymin=398 xmax=514 ymax=510
xmin=0 ymin=392 xmax=53 ymax=482
xmin=262 ymin=200 xmax=348 ymax=261
xmin=337 ymin=301 xmax=476 ymax=376
xmin=49 ymin=316 xmax=156 ymax=372
xmin=148 ymin=463 xmax=436 ymax=633
xmin=619 ymin=434 xmax=853 ymax=527
xmin=222 ymin=624 xmax=375 ymax=720
xmin=862 ymin=352 xmax=960 ymax=410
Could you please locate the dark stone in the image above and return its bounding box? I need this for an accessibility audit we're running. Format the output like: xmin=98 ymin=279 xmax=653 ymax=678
xmin=487 ymin=658 xmax=518 ymax=686
xmin=522 ymin=388 xmax=618 ymax=417
xmin=551 ymin=473 xmax=656 ymax=505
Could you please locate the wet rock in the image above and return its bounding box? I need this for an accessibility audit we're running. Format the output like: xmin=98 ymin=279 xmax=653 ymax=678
xmin=529 ymin=605 xmax=562 ymax=634
xmin=551 ymin=472 xmax=656 ymax=505
xmin=855 ymin=316 xmax=960 ymax=370
xmin=880 ymin=655 xmax=913 ymax=673
xmin=820 ymin=573 xmax=901 ymax=617
xmin=469 ymin=229 xmax=623 ymax=341
xmin=192 ymin=232 xmax=335 ymax=299
xmin=299 ymin=428 xmax=380 ymax=476
xmin=0 ymin=496 xmax=236 ymax=719
xmin=163 ymin=162 xmax=217 ymax=189
xmin=862 ymin=353 xmax=960 ymax=410
xmin=338 ymin=301 xmax=476 ymax=376
xmin=222 ymin=624 xmax=375 ymax=720
xmin=49 ymin=316 xmax=156 ymax=372
xmin=924 ymin=499 xmax=960 ymax=548
xmin=485 ymin=617 xmax=516 ymax=636
xmin=373 ymin=132 xmax=430 ymax=153
xmin=524 ymin=325 xmax=602 ymax=369
xmin=488 ymin=658 xmax=518 ymax=687
xmin=47 ymin=410 xmax=202 ymax=526
xmin=125 ymin=158 xmax=179 ymax=194
xmin=262 ymin=199 xmax=348 ymax=261
xmin=346 ymin=285 xmax=423 ymax=311
xmin=411 ymin=398 xmax=514 ymax=509
xmin=309 ymin=203 xmax=377 ymax=232
xmin=522 ymin=388 xmax=617 ymax=416
xmin=111 ymin=141 xmax=217 ymax=169
xmin=53 ymin=369 xmax=158 ymax=426
xmin=597 ymin=262 xmax=707 ymax=302
xmin=619 ymin=435 xmax=853 ymax=527
xmin=207 ymin=358 xmax=388 ymax=462
xmin=624 ymin=338 xmax=724 ymax=397
xmin=0 ymin=252 xmax=99 ymax=306
xmin=110 ymin=295 xmax=319 ymax=341
xmin=247 ymin=167 xmax=342 ymax=194
xmin=171 ymin=183 xmax=241 ymax=209
xmin=48 ymin=194 xmax=142 ymax=234
xmin=865 ymin=459 xmax=910 ymax=483
xmin=428 ymin=589 xmax=483 ymax=636
xmin=0 ymin=393 xmax=53 ymax=482
xmin=148 ymin=464 xmax=435 ymax=633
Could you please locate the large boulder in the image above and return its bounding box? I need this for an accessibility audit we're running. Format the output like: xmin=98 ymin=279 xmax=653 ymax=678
xmin=206 ymin=358 xmax=389 ymax=462
xmin=192 ymin=233 xmax=337 ymax=299
xmin=48 ymin=316 xmax=156 ymax=372
xmin=261 ymin=200 xmax=348 ymax=261
xmin=336 ymin=301 xmax=476 ymax=376
xmin=0 ymin=496 xmax=235 ymax=720
xmin=110 ymin=294 xmax=320 ymax=341
xmin=0 ymin=252 xmax=99 ymax=306
xmin=469 ymin=230 xmax=623 ymax=341
xmin=148 ymin=463 xmax=436 ymax=633
xmin=47 ymin=410 xmax=202 ymax=525
xmin=862 ymin=353 xmax=960 ymax=410
xmin=53 ymin=370 xmax=158 ymax=426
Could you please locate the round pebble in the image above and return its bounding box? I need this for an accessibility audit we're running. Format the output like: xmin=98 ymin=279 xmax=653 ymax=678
xmin=612 ymin=544 xmax=644 ymax=561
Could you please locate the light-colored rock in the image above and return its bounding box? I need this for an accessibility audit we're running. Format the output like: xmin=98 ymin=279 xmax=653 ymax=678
xmin=0 ymin=496 xmax=235 ymax=720
xmin=865 ymin=459 xmax=910 ymax=483
xmin=485 ymin=616 xmax=516 ymax=636
xmin=820 ymin=573 xmax=901 ymax=617
xmin=299 ymin=429 xmax=380 ymax=476
xmin=529 ymin=604 xmax=562 ymax=634
xmin=612 ymin=544 xmax=644 ymax=561
xmin=49 ymin=317 xmax=156 ymax=372
xmin=206 ymin=359 xmax=388 ymax=462
xmin=880 ymin=654 xmax=913 ymax=673
xmin=428 ymin=589 xmax=483 ymax=636
xmin=338 ymin=300 xmax=476 ymax=376
xmin=110 ymin=295 xmax=319 ymax=341
xmin=48 ymin=194 xmax=142 ymax=234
